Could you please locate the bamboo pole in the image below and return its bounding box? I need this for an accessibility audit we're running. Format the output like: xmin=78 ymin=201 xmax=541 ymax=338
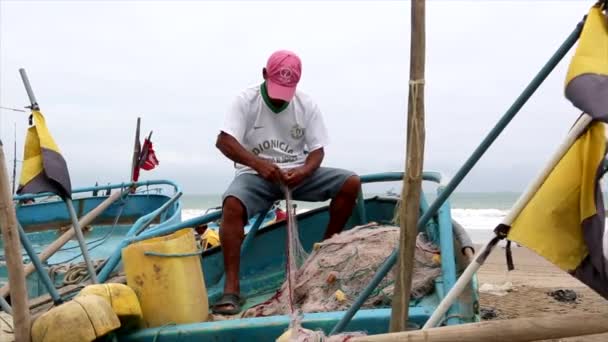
xmin=12 ymin=123 xmax=17 ymax=195
xmin=353 ymin=313 xmax=608 ymax=342
xmin=0 ymin=190 xmax=124 ymax=298
xmin=389 ymin=0 xmax=426 ymax=332
xmin=0 ymin=140 xmax=31 ymax=341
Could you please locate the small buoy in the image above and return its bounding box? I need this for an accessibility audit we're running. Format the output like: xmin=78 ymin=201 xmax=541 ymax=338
xmin=335 ymin=289 xmax=347 ymax=302
xmin=201 ymin=229 xmax=221 ymax=249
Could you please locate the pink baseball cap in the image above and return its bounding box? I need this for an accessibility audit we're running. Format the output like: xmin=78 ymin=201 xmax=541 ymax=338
xmin=265 ymin=50 xmax=302 ymax=101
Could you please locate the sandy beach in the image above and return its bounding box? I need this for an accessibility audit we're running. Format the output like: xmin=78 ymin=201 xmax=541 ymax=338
xmin=477 ymin=245 xmax=608 ymax=341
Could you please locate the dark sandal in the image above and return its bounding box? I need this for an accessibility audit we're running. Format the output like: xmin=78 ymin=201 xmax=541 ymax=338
xmin=211 ymin=293 xmax=246 ymax=315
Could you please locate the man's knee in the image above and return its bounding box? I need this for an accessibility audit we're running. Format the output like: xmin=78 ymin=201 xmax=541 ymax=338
xmin=339 ymin=175 xmax=361 ymax=199
xmin=222 ymin=196 xmax=247 ymax=225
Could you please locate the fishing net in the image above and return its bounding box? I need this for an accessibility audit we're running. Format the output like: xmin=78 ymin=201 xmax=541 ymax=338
xmin=283 ymin=186 xmax=309 ymax=317
xmin=244 ymin=223 xmax=441 ymax=318
xmin=246 ymin=188 xmax=442 ymax=341
xmin=269 ymin=187 xmax=366 ymax=341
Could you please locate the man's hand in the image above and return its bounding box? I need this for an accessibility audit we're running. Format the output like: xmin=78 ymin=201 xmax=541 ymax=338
xmin=253 ymin=159 xmax=284 ymax=183
xmin=284 ymin=167 xmax=311 ymax=188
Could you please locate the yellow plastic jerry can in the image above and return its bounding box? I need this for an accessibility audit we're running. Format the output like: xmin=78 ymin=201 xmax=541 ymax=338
xmin=122 ymin=228 xmax=209 ymax=327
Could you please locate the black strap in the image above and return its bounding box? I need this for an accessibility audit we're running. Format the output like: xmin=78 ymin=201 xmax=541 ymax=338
xmin=475 ymin=235 xmax=501 ymax=264
xmin=492 ymin=223 xmax=515 ymax=271
xmin=493 ymin=223 xmax=511 ymax=238
xmin=505 ymin=240 xmax=514 ymax=271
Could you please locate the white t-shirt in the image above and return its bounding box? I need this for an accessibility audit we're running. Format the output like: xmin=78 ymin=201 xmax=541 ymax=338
xmin=221 ymin=83 xmax=329 ymax=175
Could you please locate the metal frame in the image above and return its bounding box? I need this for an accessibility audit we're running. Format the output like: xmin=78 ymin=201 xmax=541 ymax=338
xmin=13 ymin=179 xmax=181 ymax=202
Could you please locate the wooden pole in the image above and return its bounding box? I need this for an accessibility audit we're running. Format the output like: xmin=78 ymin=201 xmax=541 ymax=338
xmin=130 ymin=117 xmax=141 ymax=185
xmin=353 ymin=313 xmax=608 ymax=342
xmin=0 ymin=190 xmax=124 ymax=298
xmin=0 ymin=140 xmax=31 ymax=342
xmin=389 ymin=0 xmax=426 ymax=332
xmin=12 ymin=122 xmax=17 ymax=195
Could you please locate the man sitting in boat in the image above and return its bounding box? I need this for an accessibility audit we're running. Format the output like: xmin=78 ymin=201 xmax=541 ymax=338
xmin=213 ymin=50 xmax=361 ymax=315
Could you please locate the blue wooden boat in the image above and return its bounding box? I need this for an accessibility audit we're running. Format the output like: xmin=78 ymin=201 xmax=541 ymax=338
xmin=115 ymin=172 xmax=480 ymax=341
xmin=0 ymin=180 xmax=182 ymax=299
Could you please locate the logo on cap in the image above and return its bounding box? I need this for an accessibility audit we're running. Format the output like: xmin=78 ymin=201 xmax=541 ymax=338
xmin=278 ymin=68 xmax=294 ymax=84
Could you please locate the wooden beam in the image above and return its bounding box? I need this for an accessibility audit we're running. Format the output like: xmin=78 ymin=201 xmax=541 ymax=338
xmin=390 ymin=0 xmax=426 ymax=332
xmin=0 ymin=140 xmax=31 ymax=341
xmin=354 ymin=313 xmax=608 ymax=342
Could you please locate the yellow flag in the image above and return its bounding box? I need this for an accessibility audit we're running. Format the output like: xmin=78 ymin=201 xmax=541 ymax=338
xmin=17 ymin=110 xmax=72 ymax=198
xmin=507 ymin=121 xmax=605 ymax=271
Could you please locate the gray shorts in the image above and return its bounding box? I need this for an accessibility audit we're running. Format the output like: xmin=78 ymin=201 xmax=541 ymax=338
xmin=222 ymin=167 xmax=357 ymax=219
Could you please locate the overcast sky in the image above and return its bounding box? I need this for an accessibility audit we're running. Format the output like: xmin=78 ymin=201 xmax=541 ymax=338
xmin=0 ymin=0 xmax=594 ymax=194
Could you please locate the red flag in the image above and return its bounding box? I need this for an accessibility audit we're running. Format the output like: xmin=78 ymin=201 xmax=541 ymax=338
xmin=132 ymin=132 xmax=159 ymax=182
xmin=140 ymin=138 xmax=159 ymax=170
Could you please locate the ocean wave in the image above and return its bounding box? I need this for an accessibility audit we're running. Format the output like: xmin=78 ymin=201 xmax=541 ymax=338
xmin=451 ymin=208 xmax=509 ymax=218
xmin=451 ymin=208 xmax=507 ymax=231
xmin=183 ymin=207 xmax=507 ymax=227
xmin=182 ymin=209 xmax=212 ymax=221
xmin=181 ymin=208 xmax=311 ymax=221
xmin=180 ymin=207 xmax=510 ymax=243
